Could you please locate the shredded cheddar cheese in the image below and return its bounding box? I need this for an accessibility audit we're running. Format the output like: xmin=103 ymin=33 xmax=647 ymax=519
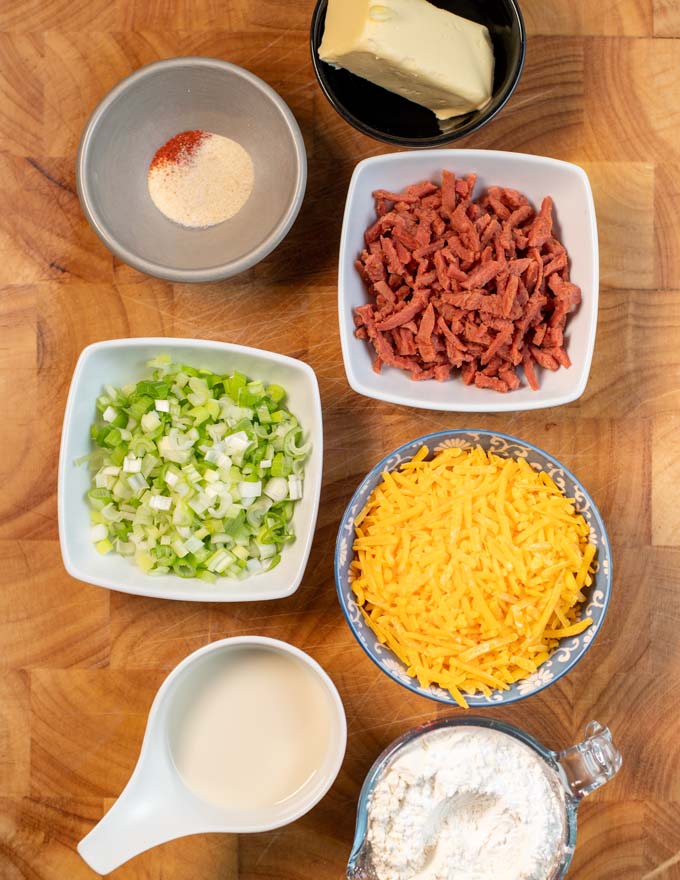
xmin=350 ymin=446 xmax=596 ymax=708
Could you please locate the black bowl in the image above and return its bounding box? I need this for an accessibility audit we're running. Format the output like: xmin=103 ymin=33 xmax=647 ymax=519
xmin=310 ymin=0 xmax=526 ymax=148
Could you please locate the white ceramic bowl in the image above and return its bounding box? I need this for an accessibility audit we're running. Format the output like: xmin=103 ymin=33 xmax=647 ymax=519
xmin=58 ymin=339 xmax=323 ymax=601
xmin=338 ymin=150 xmax=598 ymax=412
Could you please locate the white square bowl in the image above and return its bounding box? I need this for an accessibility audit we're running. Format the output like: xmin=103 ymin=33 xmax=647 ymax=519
xmin=338 ymin=150 xmax=598 ymax=412
xmin=58 ymin=338 xmax=323 ymax=602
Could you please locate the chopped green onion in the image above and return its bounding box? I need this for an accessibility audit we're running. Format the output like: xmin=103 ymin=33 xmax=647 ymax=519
xmin=83 ymin=357 xmax=309 ymax=582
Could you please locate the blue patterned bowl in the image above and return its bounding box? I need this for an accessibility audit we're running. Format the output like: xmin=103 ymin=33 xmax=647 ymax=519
xmin=334 ymin=430 xmax=612 ymax=707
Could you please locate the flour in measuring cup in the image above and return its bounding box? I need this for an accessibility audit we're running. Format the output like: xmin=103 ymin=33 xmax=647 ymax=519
xmin=366 ymin=726 xmax=567 ymax=880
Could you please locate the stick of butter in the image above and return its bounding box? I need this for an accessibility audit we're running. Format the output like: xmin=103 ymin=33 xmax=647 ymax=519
xmin=318 ymin=0 xmax=494 ymax=119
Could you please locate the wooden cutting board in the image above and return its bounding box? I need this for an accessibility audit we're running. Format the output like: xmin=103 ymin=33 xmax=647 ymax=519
xmin=0 ymin=0 xmax=679 ymax=877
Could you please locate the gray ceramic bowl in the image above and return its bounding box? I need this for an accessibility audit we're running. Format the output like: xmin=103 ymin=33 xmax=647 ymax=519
xmin=77 ymin=57 xmax=307 ymax=283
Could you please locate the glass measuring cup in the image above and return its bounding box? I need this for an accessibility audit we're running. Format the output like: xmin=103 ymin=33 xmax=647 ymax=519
xmin=77 ymin=636 xmax=347 ymax=875
xmin=347 ymin=715 xmax=622 ymax=880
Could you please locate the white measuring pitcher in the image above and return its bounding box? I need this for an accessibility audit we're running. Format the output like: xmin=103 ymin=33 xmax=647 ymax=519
xmin=78 ymin=636 xmax=347 ymax=874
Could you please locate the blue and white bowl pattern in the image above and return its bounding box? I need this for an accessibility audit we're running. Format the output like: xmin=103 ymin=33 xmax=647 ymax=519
xmin=334 ymin=430 xmax=612 ymax=707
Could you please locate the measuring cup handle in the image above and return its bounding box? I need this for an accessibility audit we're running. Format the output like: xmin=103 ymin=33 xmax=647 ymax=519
xmin=78 ymin=775 xmax=188 ymax=874
xmin=555 ymin=720 xmax=622 ymax=801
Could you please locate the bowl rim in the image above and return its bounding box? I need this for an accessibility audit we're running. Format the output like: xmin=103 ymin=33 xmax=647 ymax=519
xmin=76 ymin=56 xmax=308 ymax=283
xmin=338 ymin=149 xmax=599 ymax=412
xmin=309 ymin=0 xmax=526 ymax=148
xmin=334 ymin=428 xmax=613 ymax=706
xmin=58 ymin=336 xmax=323 ymax=602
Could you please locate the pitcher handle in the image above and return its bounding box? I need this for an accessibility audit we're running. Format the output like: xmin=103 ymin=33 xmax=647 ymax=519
xmin=78 ymin=771 xmax=194 ymax=874
xmin=555 ymin=720 xmax=622 ymax=801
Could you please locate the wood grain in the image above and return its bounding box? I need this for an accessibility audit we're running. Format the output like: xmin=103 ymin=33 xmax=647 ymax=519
xmin=523 ymin=1 xmax=652 ymax=37
xmin=0 ymin=0 xmax=678 ymax=877
xmin=653 ymin=0 xmax=680 ymax=37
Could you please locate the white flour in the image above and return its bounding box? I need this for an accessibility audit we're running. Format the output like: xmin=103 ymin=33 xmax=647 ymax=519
xmin=366 ymin=726 xmax=567 ymax=880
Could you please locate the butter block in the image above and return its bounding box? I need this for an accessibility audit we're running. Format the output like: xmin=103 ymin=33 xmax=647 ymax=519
xmin=318 ymin=0 xmax=494 ymax=119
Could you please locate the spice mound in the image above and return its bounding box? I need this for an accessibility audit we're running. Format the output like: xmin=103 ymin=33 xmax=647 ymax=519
xmin=354 ymin=171 xmax=581 ymax=391
xmin=366 ymin=726 xmax=567 ymax=880
xmin=148 ymin=130 xmax=254 ymax=228
xmin=351 ymin=445 xmax=596 ymax=707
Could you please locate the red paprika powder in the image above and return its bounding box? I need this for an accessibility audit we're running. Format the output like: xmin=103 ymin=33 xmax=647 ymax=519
xmin=149 ymin=130 xmax=208 ymax=171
